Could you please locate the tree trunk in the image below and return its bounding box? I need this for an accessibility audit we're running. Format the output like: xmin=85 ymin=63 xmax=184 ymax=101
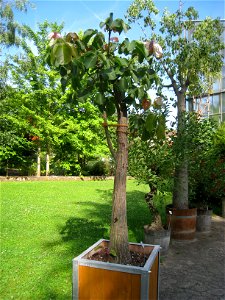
xmin=173 ymin=160 xmax=189 ymax=209
xmin=173 ymin=92 xmax=189 ymax=209
xmin=37 ymin=147 xmax=41 ymax=177
xmin=46 ymin=152 xmax=50 ymax=176
xmin=109 ymin=102 xmax=131 ymax=264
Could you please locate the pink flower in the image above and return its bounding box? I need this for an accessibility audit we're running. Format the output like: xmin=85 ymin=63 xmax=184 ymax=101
xmin=110 ymin=37 xmax=119 ymax=43
xmin=48 ymin=32 xmax=62 ymax=40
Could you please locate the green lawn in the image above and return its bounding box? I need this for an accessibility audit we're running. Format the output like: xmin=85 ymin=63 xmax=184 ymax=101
xmin=1 ymin=179 xmax=153 ymax=299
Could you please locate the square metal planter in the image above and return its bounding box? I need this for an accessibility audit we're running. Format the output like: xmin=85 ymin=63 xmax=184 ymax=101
xmin=72 ymin=239 xmax=160 ymax=300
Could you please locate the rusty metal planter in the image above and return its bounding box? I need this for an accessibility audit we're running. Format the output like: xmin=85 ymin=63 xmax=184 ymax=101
xmin=72 ymin=239 xmax=160 ymax=300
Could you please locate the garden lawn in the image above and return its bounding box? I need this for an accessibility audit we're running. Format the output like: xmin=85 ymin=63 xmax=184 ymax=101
xmin=1 ymin=179 xmax=152 ymax=299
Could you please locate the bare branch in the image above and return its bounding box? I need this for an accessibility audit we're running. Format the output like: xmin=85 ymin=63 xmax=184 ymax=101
xmin=162 ymin=61 xmax=179 ymax=96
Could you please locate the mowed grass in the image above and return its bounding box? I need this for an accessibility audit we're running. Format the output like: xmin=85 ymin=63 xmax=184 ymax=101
xmin=1 ymin=179 xmax=151 ymax=300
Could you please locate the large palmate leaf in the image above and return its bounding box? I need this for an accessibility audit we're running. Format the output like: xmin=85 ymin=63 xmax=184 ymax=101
xmin=82 ymin=51 xmax=98 ymax=69
xmin=51 ymin=41 xmax=76 ymax=67
xmin=132 ymin=41 xmax=148 ymax=63
xmin=145 ymin=112 xmax=157 ymax=133
xmin=111 ymin=19 xmax=130 ymax=34
xmin=95 ymin=93 xmax=105 ymax=105
xmin=156 ymin=115 xmax=166 ymax=139
xmin=82 ymin=29 xmax=98 ymax=44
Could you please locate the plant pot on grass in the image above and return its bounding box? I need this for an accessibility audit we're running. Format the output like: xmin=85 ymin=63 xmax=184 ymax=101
xmin=196 ymin=207 xmax=213 ymax=232
xmin=73 ymin=239 xmax=160 ymax=300
xmin=144 ymin=224 xmax=170 ymax=255
xmin=144 ymin=192 xmax=171 ymax=254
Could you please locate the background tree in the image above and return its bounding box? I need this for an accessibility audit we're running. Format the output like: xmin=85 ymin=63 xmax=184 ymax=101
xmin=0 ymin=87 xmax=35 ymax=175
xmin=127 ymin=0 xmax=224 ymax=209
xmin=47 ymin=13 xmax=164 ymax=263
xmin=188 ymin=119 xmax=225 ymax=211
xmin=1 ymin=20 xmax=110 ymax=176
xmin=0 ymin=0 xmax=33 ymax=47
xmin=6 ymin=21 xmax=64 ymax=175
xmin=51 ymin=99 xmax=110 ymax=176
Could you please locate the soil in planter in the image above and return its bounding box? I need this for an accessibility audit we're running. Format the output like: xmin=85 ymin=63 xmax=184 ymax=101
xmin=88 ymin=247 xmax=150 ymax=267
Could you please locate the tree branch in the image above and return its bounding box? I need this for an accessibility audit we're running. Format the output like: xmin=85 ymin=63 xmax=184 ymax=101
xmin=162 ymin=83 xmax=173 ymax=88
xmin=162 ymin=61 xmax=179 ymax=96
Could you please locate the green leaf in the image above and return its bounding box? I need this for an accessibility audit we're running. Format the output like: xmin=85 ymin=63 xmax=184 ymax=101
xmin=65 ymin=32 xmax=79 ymax=43
xmin=124 ymin=96 xmax=135 ymax=105
xmin=132 ymin=41 xmax=148 ymax=63
xmin=76 ymin=39 xmax=86 ymax=52
xmin=92 ymin=32 xmax=105 ymax=48
xmin=95 ymin=93 xmax=105 ymax=105
xmin=82 ymin=29 xmax=97 ymax=44
xmin=118 ymin=77 xmax=128 ymax=91
xmin=103 ymin=68 xmax=118 ymax=81
xmin=105 ymin=100 xmax=115 ymax=116
xmin=111 ymin=19 xmax=130 ymax=34
xmin=52 ymin=42 xmax=73 ymax=66
xmin=72 ymin=76 xmax=81 ymax=89
xmin=82 ymin=52 xmax=98 ymax=69
xmin=141 ymin=127 xmax=151 ymax=141
xmin=130 ymin=71 xmax=139 ymax=83
xmin=138 ymin=87 xmax=145 ymax=99
xmin=98 ymin=53 xmax=111 ymax=69
xmin=114 ymin=57 xmax=129 ymax=67
xmin=61 ymin=77 xmax=67 ymax=93
xmin=59 ymin=66 xmax=67 ymax=77
xmin=128 ymin=40 xmax=136 ymax=52
xmin=145 ymin=113 xmax=157 ymax=133
xmin=156 ymin=115 xmax=166 ymax=139
xmin=118 ymin=38 xmax=130 ymax=55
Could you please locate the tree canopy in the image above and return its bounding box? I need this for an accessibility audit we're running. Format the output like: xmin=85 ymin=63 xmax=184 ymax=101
xmin=127 ymin=0 xmax=224 ymax=209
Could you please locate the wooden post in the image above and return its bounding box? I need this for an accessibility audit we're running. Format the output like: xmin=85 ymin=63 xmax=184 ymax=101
xmin=46 ymin=153 xmax=50 ymax=176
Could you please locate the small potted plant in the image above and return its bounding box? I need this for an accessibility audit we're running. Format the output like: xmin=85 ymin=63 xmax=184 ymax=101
xmin=144 ymin=187 xmax=171 ymax=255
xmin=189 ymin=183 xmax=213 ymax=233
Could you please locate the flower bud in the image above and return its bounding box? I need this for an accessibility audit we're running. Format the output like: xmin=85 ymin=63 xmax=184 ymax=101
xmin=48 ymin=32 xmax=62 ymax=40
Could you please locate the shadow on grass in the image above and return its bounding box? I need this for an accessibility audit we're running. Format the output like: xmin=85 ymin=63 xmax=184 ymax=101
xmin=60 ymin=217 xmax=108 ymax=242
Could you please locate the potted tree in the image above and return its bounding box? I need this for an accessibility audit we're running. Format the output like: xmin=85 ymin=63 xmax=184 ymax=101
xmin=128 ymin=126 xmax=174 ymax=254
xmin=127 ymin=0 xmax=224 ymax=240
xmin=47 ymin=13 xmax=163 ymax=299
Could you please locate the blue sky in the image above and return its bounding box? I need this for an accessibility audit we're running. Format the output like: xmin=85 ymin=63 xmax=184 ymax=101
xmin=17 ymin=0 xmax=224 ymax=39
xmin=13 ymin=0 xmax=224 ymax=125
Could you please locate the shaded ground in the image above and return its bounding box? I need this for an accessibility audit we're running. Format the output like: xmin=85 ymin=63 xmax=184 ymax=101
xmin=159 ymin=216 xmax=225 ymax=300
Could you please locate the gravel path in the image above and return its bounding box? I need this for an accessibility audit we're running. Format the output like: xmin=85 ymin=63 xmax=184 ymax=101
xmin=159 ymin=216 xmax=225 ymax=300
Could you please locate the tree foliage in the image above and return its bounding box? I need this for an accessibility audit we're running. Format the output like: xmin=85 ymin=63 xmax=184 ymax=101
xmin=0 ymin=0 xmax=33 ymax=47
xmin=127 ymin=0 xmax=224 ymax=209
xmin=188 ymin=120 xmax=225 ymax=207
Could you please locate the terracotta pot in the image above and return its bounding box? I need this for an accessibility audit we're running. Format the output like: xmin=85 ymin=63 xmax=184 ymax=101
xmin=72 ymin=239 xmax=160 ymax=300
xmin=166 ymin=205 xmax=197 ymax=240
xmin=144 ymin=226 xmax=171 ymax=255
xmin=196 ymin=208 xmax=212 ymax=232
